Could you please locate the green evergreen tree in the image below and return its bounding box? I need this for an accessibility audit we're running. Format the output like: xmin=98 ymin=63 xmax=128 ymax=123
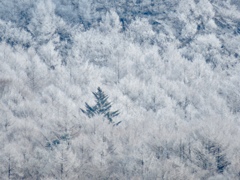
xmin=81 ymin=87 xmax=120 ymax=123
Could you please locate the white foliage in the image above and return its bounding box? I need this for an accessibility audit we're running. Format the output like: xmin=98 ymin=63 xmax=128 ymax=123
xmin=0 ymin=0 xmax=240 ymax=179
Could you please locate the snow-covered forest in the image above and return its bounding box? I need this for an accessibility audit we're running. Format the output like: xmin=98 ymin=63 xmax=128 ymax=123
xmin=0 ymin=0 xmax=240 ymax=179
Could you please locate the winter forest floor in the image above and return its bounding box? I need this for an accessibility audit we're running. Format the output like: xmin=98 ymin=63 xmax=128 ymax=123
xmin=1 ymin=0 xmax=240 ymax=179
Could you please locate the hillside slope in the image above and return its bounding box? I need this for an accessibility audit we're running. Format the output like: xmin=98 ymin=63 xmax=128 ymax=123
xmin=0 ymin=0 xmax=240 ymax=179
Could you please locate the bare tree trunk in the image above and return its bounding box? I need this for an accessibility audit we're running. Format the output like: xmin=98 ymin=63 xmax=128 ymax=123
xmin=8 ymin=156 xmax=11 ymax=180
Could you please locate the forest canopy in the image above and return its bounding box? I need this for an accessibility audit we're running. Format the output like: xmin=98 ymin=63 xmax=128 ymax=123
xmin=0 ymin=0 xmax=240 ymax=179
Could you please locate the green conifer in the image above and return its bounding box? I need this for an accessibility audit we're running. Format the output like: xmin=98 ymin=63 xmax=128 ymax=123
xmin=81 ymin=87 xmax=120 ymax=123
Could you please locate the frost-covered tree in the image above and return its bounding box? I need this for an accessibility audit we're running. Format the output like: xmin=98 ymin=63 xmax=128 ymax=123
xmin=0 ymin=0 xmax=240 ymax=179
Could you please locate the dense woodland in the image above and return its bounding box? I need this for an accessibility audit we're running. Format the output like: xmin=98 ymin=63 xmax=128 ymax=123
xmin=0 ymin=0 xmax=240 ymax=179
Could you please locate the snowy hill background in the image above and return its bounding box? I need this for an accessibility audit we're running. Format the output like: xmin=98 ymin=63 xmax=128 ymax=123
xmin=0 ymin=0 xmax=240 ymax=179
